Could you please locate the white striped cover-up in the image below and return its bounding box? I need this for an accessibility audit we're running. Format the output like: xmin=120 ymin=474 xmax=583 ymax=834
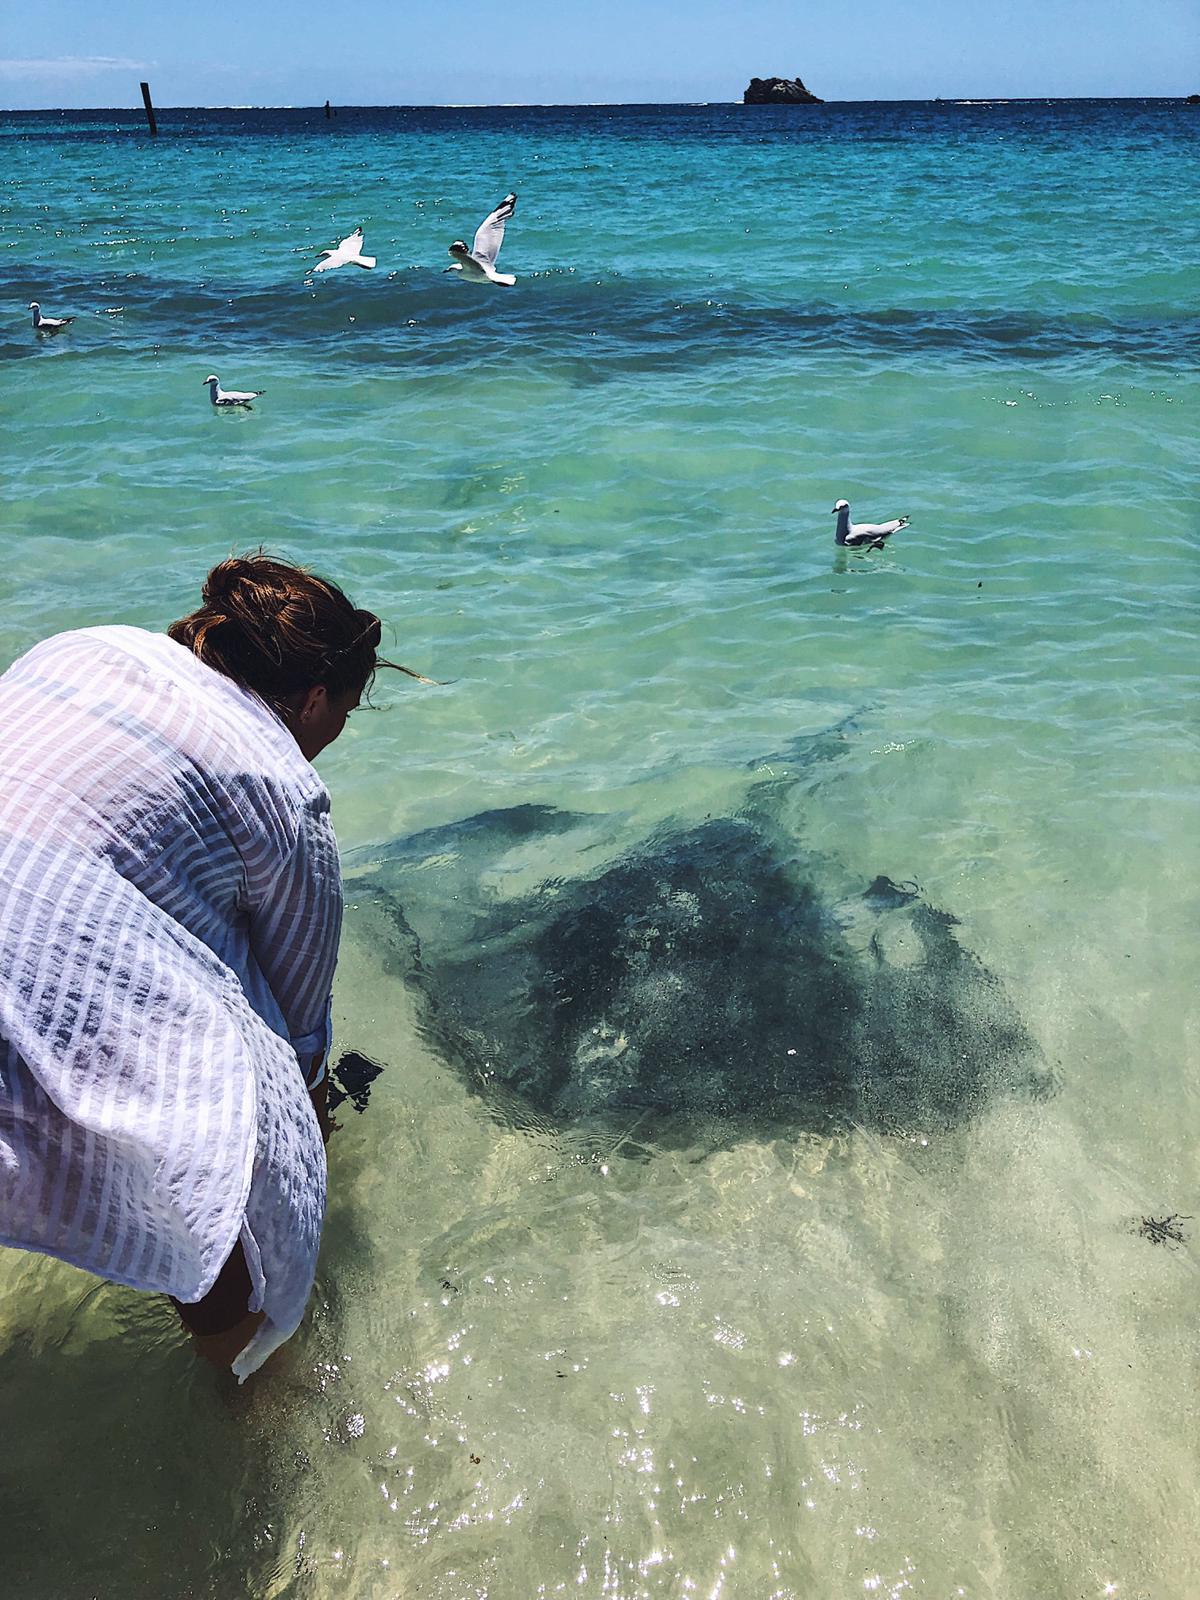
xmin=0 ymin=626 xmax=342 ymax=1379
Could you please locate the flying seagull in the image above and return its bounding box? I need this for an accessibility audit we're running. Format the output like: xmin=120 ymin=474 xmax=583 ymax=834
xmin=203 ymin=374 xmax=265 ymax=410
xmin=312 ymin=227 xmax=377 ymax=274
xmin=30 ymin=301 xmax=74 ymax=333
xmin=832 ymin=499 xmax=910 ymax=549
xmin=446 ymin=192 xmax=518 ymax=286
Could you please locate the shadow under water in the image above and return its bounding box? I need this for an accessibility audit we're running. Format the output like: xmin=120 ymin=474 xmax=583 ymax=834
xmin=345 ymin=772 xmax=1052 ymax=1143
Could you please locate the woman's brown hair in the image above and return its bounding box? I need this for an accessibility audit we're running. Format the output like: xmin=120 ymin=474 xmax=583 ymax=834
xmin=168 ymin=553 xmax=430 ymax=714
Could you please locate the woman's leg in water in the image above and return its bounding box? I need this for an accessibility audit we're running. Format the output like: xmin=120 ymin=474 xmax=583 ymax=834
xmin=172 ymin=1080 xmax=334 ymax=1367
xmin=171 ymin=1240 xmax=265 ymax=1366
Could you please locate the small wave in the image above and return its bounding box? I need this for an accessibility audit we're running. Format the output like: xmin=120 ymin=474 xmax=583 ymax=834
xmin=3 ymin=269 xmax=1193 ymax=371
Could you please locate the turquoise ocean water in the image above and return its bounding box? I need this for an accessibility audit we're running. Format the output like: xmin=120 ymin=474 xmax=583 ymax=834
xmin=1 ymin=100 xmax=1197 ymax=1596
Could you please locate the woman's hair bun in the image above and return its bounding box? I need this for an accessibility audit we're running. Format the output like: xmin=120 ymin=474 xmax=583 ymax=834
xmin=171 ymin=550 xmax=438 ymax=714
xmin=201 ymin=556 xmax=258 ymax=611
xmin=171 ymin=551 xmax=410 ymax=710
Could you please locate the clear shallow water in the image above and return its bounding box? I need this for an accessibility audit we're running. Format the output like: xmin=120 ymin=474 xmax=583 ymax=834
xmin=0 ymin=101 xmax=1197 ymax=1597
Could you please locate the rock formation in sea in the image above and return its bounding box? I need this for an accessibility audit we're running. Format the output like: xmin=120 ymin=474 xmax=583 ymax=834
xmin=743 ymin=76 xmax=823 ymax=105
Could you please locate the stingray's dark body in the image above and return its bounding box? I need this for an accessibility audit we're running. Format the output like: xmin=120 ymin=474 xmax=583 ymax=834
xmin=345 ymin=798 xmax=1048 ymax=1136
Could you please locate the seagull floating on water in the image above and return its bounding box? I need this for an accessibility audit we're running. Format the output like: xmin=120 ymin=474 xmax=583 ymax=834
xmin=446 ymin=193 xmax=518 ymax=286
xmin=204 ymin=374 xmax=265 ymax=410
xmin=832 ymin=499 xmax=910 ymax=549
xmin=312 ymin=227 xmax=376 ymax=274
xmin=30 ymin=301 xmax=74 ymax=333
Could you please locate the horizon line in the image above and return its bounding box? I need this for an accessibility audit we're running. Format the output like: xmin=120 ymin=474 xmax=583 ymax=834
xmin=1 ymin=92 xmax=1190 ymax=114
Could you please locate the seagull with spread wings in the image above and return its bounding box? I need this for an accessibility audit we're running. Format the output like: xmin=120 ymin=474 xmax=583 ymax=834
xmin=446 ymin=193 xmax=518 ymax=286
xmin=312 ymin=227 xmax=377 ymax=274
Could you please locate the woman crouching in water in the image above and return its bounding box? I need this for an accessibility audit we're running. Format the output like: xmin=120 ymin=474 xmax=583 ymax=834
xmin=0 ymin=555 xmax=421 ymax=1377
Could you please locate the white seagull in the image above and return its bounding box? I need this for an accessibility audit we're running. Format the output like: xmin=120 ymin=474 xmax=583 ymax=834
xmin=312 ymin=227 xmax=377 ymax=274
xmin=30 ymin=301 xmax=74 ymax=333
xmin=832 ymin=499 xmax=910 ymax=549
xmin=203 ymin=374 xmax=265 ymax=410
xmin=446 ymin=192 xmax=518 ymax=286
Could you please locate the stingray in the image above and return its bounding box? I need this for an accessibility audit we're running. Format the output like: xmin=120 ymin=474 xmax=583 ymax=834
xmin=342 ymin=726 xmax=1051 ymax=1138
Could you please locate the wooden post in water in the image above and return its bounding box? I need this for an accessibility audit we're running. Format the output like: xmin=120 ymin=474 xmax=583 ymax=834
xmin=140 ymin=81 xmax=158 ymax=137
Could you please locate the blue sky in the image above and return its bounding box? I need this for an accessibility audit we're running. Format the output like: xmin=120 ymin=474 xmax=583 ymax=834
xmin=1 ymin=0 xmax=1196 ymax=107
